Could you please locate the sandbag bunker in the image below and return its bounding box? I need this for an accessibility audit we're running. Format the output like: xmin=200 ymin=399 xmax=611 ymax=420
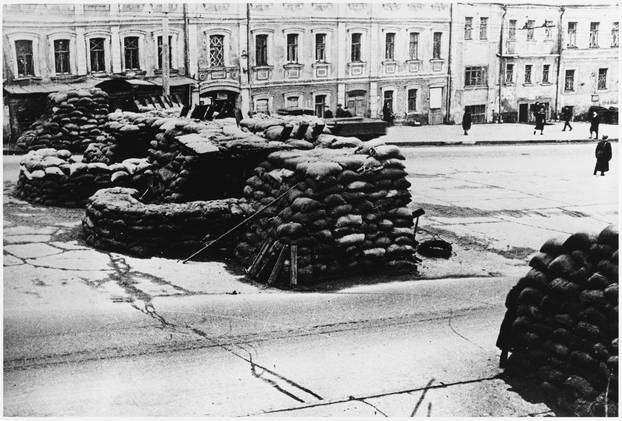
xmin=498 ymin=226 xmax=618 ymax=417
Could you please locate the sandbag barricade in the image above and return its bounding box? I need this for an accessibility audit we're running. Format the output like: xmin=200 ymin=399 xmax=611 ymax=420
xmin=234 ymin=142 xmax=417 ymax=286
xmin=83 ymin=187 xmax=253 ymax=257
xmin=15 ymin=88 xmax=111 ymax=153
xmin=16 ymin=149 xmax=153 ymax=207
xmin=499 ymin=226 xmax=618 ymax=416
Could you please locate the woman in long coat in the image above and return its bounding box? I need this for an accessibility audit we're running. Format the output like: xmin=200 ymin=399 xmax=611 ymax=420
xmin=594 ymin=135 xmax=612 ymax=176
xmin=533 ymin=107 xmax=545 ymax=135
xmin=462 ymin=109 xmax=472 ymax=135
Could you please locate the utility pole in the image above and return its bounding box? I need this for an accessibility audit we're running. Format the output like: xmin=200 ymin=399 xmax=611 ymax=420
xmin=162 ymin=3 xmax=170 ymax=97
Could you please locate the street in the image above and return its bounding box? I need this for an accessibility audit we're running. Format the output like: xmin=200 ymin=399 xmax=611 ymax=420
xmin=3 ymin=140 xmax=618 ymax=416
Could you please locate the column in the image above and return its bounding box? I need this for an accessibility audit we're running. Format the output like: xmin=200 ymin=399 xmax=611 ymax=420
xmin=369 ymin=81 xmax=379 ymax=118
xmin=111 ymin=26 xmax=121 ymax=72
xmin=187 ymin=23 xmax=198 ymax=79
xmin=76 ymin=27 xmax=87 ymax=74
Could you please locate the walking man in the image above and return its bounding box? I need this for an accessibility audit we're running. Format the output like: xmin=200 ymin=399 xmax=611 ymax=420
xmin=561 ymin=107 xmax=573 ymax=131
xmin=594 ymin=135 xmax=612 ymax=176
xmin=462 ymin=108 xmax=472 ymax=135
xmin=533 ymin=106 xmax=546 ymax=135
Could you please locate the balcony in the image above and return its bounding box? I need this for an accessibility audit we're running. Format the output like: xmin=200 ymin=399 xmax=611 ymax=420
xmin=197 ymin=66 xmax=240 ymax=82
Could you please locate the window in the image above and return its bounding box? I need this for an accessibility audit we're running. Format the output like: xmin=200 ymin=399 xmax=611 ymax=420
xmin=407 ymin=89 xmax=417 ymax=112
xmin=158 ymin=35 xmax=173 ymax=69
xmin=464 ymin=17 xmax=473 ymax=40
xmin=383 ymin=90 xmax=393 ymax=112
xmin=409 ymin=32 xmax=419 ymax=60
xmin=509 ymin=20 xmax=517 ymax=40
xmin=124 ymin=36 xmax=139 ymax=69
xmin=568 ymin=22 xmax=577 ymax=47
xmin=286 ymin=34 xmax=298 ymax=63
xmin=315 ymin=33 xmax=326 ymax=61
xmin=384 ymin=33 xmax=395 ymax=60
xmin=465 ymin=104 xmax=486 ymax=124
xmin=15 ymin=40 xmax=34 ymax=77
xmin=314 ymin=95 xmax=326 ymax=117
xmin=505 ymin=63 xmax=514 ymax=83
xmin=255 ymin=98 xmax=269 ymax=113
xmin=612 ymin=22 xmax=619 ymax=47
xmin=590 ymin=22 xmax=599 ymax=48
xmin=255 ymin=34 xmax=268 ymax=66
xmin=351 ymin=33 xmax=361 ymax=62
xmin=433 ymin=32 xmax=442 ymax=59
xmin=464 ymin=66 xmax=487 ymax=87
xmin=598 ymin=68 xmax=607 ymax=90
xmin=88 ymin=38 xmax=105 ymax=72
xmin=542 ymin=64 xmax=550 ymax=83
xmin=54 ymin=39 xmax=70 ymax=74
xmin=209 ymin=35 xmax=224 ymax=67
xmin=564 ymin=69 xmax=575 ymax=91
xmin=527 ymin=20 xmax=535 ymax=40
xmin=524 ymin=65 xmax=532 ymax=83
xmin=480 ymin=17 xmax=488 ymax=40
xmin=286 ymin=96 xmax=299 ymax=109
xmin=545 ymin=20 xmax=553 ymax=39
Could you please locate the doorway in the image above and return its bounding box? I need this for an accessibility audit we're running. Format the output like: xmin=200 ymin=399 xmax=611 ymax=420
xmin=519 ymin=103 xmax=529 ymax=123
xmin=347 ymin=90 xmax=366 ymax=117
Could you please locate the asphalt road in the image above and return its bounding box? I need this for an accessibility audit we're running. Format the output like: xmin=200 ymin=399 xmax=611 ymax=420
xmin=3 ymin=142 xmax=617 ymax=416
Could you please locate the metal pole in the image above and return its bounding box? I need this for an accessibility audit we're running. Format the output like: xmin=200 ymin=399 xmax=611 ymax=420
xmin=162 ymin=3 xmax=170 ymax=97
xmin=445 ymin=2 xmax=453 ymax=124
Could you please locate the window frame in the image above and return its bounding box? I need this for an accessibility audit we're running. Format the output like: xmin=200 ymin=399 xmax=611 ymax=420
xmin=433 ymin=32 xmax=442 ymax=59
xmin=407 ymin=88 xmax=417 ymax=112
xmin=53 ymin=38 xmax=71 ymax=74
xmin=564 ymin=69 xmax=575 ymax=92
xmin=351 ymin=33 xmax=362 ymax=62
xmin=590 ymin=22 xmax=600 ymax=48
xmin=598 ymin=68 xmax=607 ymax=90
xmin=255 ymin=34 xmax=269 ymax=66
xmin=409 ymin=32 xmax=419 ymax=60
xmin=612 ymin=22 xmax=619 ymax=47
xmin=527 ymin=20 xmax=535 ymax=40
xmin=508 ymin=20 xmax=517 ymax=40
xmin=208 ymin=34 xmax=225 ymax=67
xmin=123 ymin=36 xmax=140 ymax=70
xmin=157 ymin=35 xmax=173 ymax=70
xmin=480 ymin=17 xmax=488 ymax=40
xmin=286 ymin=33 xmax=299 ymax=63
xmin=524 ymin=64 xmax=532 ymax=84
xmin=505 ymin=63 xmax=514 ymax=84
xmin=568 ymin=22 xmax=577 ymax=47
xmin=545 ymin=20 xmax=553 ymax=39
xmin=385 ymin=32 xmax=395 ymax=60
xmin=542 ymin=64 xmax=550 ymax=84
xmin=15 ymin=39 xmax=34 ymax=77
xmin=464 ymin=17 xmax=473 ymax=40
xmin=464 ymin=66 xmax=488 ymax=88
xmin=315 ymin=33 xmax=326 ymax=62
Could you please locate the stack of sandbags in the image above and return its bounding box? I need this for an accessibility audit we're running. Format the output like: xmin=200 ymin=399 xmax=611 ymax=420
xmin=15 ymin=88 xmax=110 ymax=153
xmin=240 ymin=114 xmax=328 ymax=149
xmin=83 ymin=187 xmax=253 ymax=257
xmin=16 ymin=148 xmax=153 ymax=207
xmin=234 ymin=142 xmax=416 ymax=285
xmin=501 ymin=226 xmax=618 ymax=417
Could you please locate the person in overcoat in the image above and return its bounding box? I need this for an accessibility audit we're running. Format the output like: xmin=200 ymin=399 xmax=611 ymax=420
xmin=594 ymin=135 xmax=612 ymax=176
xmin=462 ymin=109 xmax=472 ymax=135
xmin=533 ymin=106 xmax=545 ymax=135
xmin=589 ymin=111 xmax=600 ymax=139
xmin=562 ymin=107 xmax=573 ymax=132
xmin=496 ymin=283 xmax=522 ymax=368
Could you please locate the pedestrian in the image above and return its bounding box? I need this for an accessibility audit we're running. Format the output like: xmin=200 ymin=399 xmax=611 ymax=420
xmin=561 ymin=107 xmax=573 ymax=132
xmin=589 ymin=111 xmax=600 ymax=139
xmin=323 ymin=106 xmax=333 ymax=118
xmin=343 ymin=106 xmax=352 ymax=118
xmin=335 ymin=103 xmax=347 ymax=118
xmin=496 ymin=283 xmax=522 ymax=368
xmin=382 ymin=102 xmax=394 ymax=125
xmin=593 ymin=135 xmax=612 ymax=176
xmin=461 ymin=109 xmax=472 ymax=135
xmin=533 ymin=106 xmax=545 ymax=135
xmin=234 ymin=106 xmax=243 ymax=127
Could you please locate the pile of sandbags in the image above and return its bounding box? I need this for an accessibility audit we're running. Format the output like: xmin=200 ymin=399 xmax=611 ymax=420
xmin=15 ymin=88 xmax=110 ymax=153
xmin=16 ymin=148 xmax=153 ymax=207
xmin=234 ymin=141 xmax=416 ymax=286
xmin=500 ymin=226 xmax=618 ymax=416
xmin=240 ymin=115 xmax=328 ymax=149
xmin=83 ymin=187 xmax=253 ymax=257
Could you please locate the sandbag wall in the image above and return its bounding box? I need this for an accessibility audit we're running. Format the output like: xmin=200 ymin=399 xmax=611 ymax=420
xmin=15 ymin=88 xmax=111 ymax=153
xmin=500 ymin=226 xmax=618 ymax=416
xmin=16 ymin=149 xmax=153 ymax=207
xmin=234 ymin=144 xmax=417 ymax=286
xmin=83 ymin=187 xmax=253 ymax=257
xmin=240 ymin=115 xmax=328 ymax=150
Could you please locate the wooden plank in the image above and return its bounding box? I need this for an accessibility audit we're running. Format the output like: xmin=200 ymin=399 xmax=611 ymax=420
xmin=246 ymin=239 xmax=272 ymax=276
xmin=290 ymin=244 xmax=298 ymax=287
xmin=267 ymin=244 xmax=289 ymax=286
xmin=256 ymin=241 xmax=281 ymax=281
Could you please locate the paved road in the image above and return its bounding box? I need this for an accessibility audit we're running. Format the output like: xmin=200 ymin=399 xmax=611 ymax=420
xmin=3 ymin=142 xmax=617 ymax=416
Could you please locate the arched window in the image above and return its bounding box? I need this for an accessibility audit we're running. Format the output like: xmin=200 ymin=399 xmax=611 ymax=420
xmin=89 ymin=38 xmax=105 ymax=72
xmin=15 ymin=40 xmax=34 ymax=76
xmin=54 ymin=39 xmax=71 ymax=74
xmin=124 ymin=36 xmax=140 ymax=70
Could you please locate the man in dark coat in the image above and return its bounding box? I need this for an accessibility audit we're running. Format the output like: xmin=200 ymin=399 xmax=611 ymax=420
xmin=323 ymin=106 xmax=333 ymax=118
xmin=382 ymin=102 xmax=394 ymax=125
xmin=462 ymin=109 xmax=472 ymax=135
xmin=496 ymin=283 xmax=522 ymax=368
xmin=594 ymin=135 xmax=612 ymax=176
xmin=335 ymin=104 xmax=347 ymax=118
xmin=533 ymin=106 xmax=545 ymax=135
xmin=589 ymin=111 xmax=600 ymax=139
xmin=562 ymin=107 xmax=573 ymax=131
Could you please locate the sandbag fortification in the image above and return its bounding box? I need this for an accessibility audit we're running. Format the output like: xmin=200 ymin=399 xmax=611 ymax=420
xmin=499 ymin=226 xmax=618 ymax=416
xmin=234 ymin=142 xmax=417 ymax=285
xmin=15 ymin=88 xmax=112 ymax=153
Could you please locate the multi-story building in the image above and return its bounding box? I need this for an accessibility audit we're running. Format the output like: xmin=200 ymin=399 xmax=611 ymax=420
xmin=558 ymin=4 xmax=618 ymax=117
xmin=2 ymin=2 xmax=619 ymax=142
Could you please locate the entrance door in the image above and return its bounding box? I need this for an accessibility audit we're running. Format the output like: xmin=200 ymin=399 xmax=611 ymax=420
xmin=347 ymin=90 xmax=366 ymax=117
xmin=519 ymin=103 xmax=529 ymax=122
xmin=314 ymin=95 xmax=326 ymax=117
xmin=383 ymin=90 xmax=394 ymax=113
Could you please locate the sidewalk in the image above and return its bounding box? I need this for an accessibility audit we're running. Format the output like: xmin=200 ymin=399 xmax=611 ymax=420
xmin=380 ymin=121 xmax=619 ymax=146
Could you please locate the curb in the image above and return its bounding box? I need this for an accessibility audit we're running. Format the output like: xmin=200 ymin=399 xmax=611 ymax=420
xmin=387 ymin=138 xmax=619 ymax=147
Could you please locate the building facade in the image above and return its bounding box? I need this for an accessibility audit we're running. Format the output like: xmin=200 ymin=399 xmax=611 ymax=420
xmin=2 ymin=1 xmax=619 ymax=140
